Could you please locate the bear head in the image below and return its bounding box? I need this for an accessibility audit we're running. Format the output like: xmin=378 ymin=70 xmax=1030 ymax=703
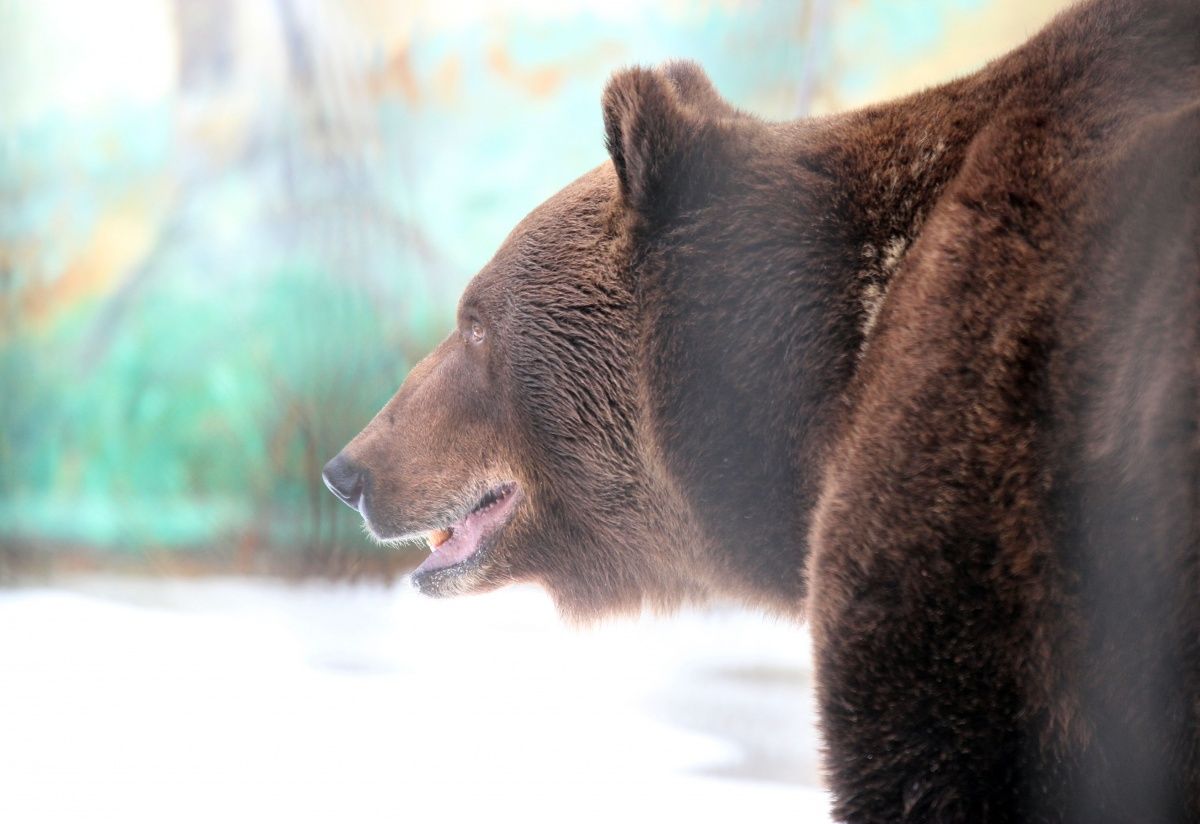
xmin=324 ymin=62 xmax=831 ymax=619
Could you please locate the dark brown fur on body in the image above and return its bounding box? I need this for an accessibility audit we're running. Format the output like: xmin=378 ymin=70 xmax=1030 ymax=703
xmin=325 ymin=0 xmax=1200 ymax=819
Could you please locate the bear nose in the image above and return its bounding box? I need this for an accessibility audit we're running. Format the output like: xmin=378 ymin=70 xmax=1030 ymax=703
xmin=322 ymin=453 xmax=366 ymax=511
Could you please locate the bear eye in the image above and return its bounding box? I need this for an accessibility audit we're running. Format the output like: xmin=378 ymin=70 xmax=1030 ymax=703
xmin=467 ymin=319 xmax=486 ymax=345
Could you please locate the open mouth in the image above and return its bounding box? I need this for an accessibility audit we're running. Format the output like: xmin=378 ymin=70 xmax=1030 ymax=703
xmin=411 ymin=482 xmax=520 ymax=578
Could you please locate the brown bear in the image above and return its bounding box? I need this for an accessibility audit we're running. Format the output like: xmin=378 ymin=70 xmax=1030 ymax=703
xmin=323 ymin=0 xmax=1200 ymax=820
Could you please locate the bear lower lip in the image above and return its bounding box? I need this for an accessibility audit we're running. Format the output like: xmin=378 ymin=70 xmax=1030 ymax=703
xmin=413 ymin=483 xmax=519 ymax=577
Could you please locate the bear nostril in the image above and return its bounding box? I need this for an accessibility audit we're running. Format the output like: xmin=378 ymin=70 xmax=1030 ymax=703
xmin=322 ymin=454 xmax=366 ymax=511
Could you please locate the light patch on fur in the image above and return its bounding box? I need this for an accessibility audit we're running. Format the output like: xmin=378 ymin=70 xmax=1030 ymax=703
xmin=861 ymin=282 xmax=886 ymax=339
xmin=910 ymin=139 xmax=947 ymax=178
xmin=881 ymin=235 xmax=909 ymax=276
xmin=857 ymin=235 xmax=910 ymax=356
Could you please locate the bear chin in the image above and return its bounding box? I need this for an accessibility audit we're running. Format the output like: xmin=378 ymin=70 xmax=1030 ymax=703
xmin=409 ymin=555 xmax=493 ymax=598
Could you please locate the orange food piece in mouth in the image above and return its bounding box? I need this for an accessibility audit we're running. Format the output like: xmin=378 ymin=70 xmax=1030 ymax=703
xmin=429 ymin=528 xmax=453 ymax=548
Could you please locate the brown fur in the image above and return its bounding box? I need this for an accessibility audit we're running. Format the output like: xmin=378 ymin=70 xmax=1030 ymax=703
xmin=327 ymin=0 xmax=1200 ymax=819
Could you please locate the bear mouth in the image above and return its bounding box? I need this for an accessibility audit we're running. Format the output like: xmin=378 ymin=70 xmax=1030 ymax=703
xmin=409 ymin=481 xmax=521 ymax=583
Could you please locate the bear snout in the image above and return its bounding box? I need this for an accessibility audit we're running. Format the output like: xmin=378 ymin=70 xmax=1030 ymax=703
xmin=322 ymin=452 xmax=367 ymax=512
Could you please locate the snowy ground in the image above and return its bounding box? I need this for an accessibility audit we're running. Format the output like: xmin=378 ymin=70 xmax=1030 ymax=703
xmin=0 ymin=576 xmax=832 ymax=823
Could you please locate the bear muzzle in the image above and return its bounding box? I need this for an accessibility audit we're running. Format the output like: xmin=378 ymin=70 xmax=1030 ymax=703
xmin=322 ymin=448 xmax=524 ymax=593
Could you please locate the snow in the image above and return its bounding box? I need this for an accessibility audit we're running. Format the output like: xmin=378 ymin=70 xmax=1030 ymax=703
xmin=0 ymin=577 xmax=832 ymax=823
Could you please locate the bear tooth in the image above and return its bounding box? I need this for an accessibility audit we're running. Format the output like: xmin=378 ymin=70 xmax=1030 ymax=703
xmin=428 ymin=527 xmax=452 ymax=549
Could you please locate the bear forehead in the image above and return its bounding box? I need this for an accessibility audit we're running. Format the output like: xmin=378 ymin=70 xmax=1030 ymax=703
xmin=466 ymin=163 xmax=620 ymax=300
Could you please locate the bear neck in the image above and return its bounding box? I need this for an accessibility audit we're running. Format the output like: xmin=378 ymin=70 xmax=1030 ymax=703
xmin=802 ymin=74 xmax=1007 ymax=359
xmin=645 ymin=74 xmax=1009 ymax=614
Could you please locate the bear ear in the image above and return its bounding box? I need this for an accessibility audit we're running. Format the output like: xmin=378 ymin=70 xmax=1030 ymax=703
xmin=659 ymin=60 xmax=742 ymax=119
xmin=602 ymin=65 xmax=718 ymax=221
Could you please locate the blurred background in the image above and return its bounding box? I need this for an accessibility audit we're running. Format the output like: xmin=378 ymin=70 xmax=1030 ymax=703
xmin=0 ymin=1 xmax=1072 ymax=821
